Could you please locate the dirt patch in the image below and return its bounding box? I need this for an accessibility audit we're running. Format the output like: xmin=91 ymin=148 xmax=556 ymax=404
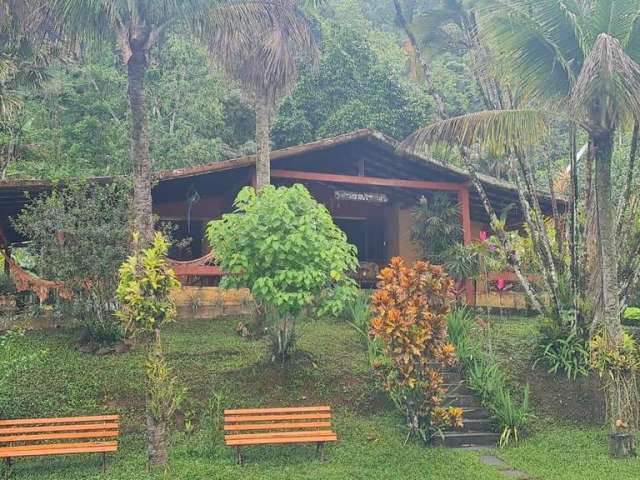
xmin=515 ymin=361 xmax=605 ymax=425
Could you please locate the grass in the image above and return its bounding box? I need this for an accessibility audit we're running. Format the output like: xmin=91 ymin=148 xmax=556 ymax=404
xmin=3 ymin=317 xmax=504 ymax=479
xmin=3 ymin=314 xmax=640 ymax=479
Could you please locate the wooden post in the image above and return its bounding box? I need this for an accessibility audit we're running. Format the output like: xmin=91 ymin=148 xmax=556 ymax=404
xmin=317 ymin=442 xmax=325 ymax=462
xmin=457 ymin=186 xmax=475 ymax=306
xmin=249 ymin=168 xmax=257 ymax=190
xmin=3 ymin=457 xmax=11 ymax=479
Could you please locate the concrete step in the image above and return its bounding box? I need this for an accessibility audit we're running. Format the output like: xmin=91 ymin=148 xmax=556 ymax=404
xmin=457 ymin=418 xmax=494 ymax=433
xmin=445 ymin=394 xmax=480 ymax=408
xmin=433 ymin=431 xmax=500 ymax=448
xmin=443 ymin=372 xmax=464 ymax=383
xmin=443 ymin=383 xmax=474 ymax=396
xmin=461 ymin=407 xmax=491 ymax=419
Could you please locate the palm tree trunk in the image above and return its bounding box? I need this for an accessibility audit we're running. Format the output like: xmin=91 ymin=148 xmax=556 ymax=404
xmin=590 ymin=132 xmax=638 ymax=457
xmin=590 ymin=132 xmax=621 ymax=343
xmin=255 ymin=92 xmax=272 ymax=192
xmin=127 ymin=44 xmax=154 ymax=246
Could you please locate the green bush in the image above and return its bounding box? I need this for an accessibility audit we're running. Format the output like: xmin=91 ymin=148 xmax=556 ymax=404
xmin=207 ymin=185 xmax=359 ymax=361
xmin=13 ymin=181 xmax=131 ymax=343
xmin=534 ymin=319 xmax=589 ymax=379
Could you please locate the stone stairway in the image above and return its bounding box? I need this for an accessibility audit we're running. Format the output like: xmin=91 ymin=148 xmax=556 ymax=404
xmin=432 ymin=369 xmax=500 ymax=448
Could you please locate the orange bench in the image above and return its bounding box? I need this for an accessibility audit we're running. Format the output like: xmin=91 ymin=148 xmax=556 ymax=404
xmin=0 ymin=415 xmax=119 ymax=476
xmin=223 ymin=406 xmax=337 ymax=464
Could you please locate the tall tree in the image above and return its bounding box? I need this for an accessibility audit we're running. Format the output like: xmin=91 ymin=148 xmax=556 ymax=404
xmin=402 ymin=0 xmax=640 ymax=457
xmin=51 ymin=0 xmax=305 ymax=244
xmin=204 ymin=0 xmax=319 ymax=191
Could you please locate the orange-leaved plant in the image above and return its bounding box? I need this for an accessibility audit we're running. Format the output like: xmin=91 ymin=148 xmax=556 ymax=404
xmin=370 ymin=257 xmax=463 ymax=443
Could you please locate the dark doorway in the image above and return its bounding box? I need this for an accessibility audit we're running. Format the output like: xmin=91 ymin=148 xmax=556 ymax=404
xmin=334 ymin=217 xmax=385 ymax=263
xmin=157 ymin=219 xmax=205 ymax=260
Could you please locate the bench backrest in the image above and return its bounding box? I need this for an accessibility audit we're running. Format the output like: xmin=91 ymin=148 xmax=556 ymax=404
xmin=0 ymin=415 xmax=119 ymax=448
xmin=223 ymin=406 xmax=333 ymax=439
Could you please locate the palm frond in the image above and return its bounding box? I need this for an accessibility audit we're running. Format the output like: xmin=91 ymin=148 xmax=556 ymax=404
xmin=400 ymin=109 xmax=550 ymax=156
xmin=570 ymin=32 xmax=640 ymax=130
xmin=478 ymin=0 xmax=585 ymax=102
xmin=202 ymin=0 xmax=319 ymax=104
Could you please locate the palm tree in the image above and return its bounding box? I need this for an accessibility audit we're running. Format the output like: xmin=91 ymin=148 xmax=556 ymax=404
xmin=52 ymin=0 xmax=306 ymax=243
xmin=204 ymin=0 xmax=319 ymax=191
xmin=402 ymin=0 xmax=640 ymax=456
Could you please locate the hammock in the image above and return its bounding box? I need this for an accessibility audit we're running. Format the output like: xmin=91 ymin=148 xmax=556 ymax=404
xmin=166 ymin=252 xmax=223 ymax=278
xmin=166 ymin=251 xmax=216 ymax=267
xmin=4 ymin=249 xmax=218 ymax=301
xmin=5 ymin=256 xmax=73 ymax=302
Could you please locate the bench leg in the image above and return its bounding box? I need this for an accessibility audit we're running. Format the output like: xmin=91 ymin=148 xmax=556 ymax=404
xmin=235 ymin=447 xmax=243 ymax=466
xmin=3 ymin=458 xmax=11 ymax=479
xmin=101 ymin=452 xmax=106 ymax=473
xmin=316 ymin=442 xmax=325 ymax=462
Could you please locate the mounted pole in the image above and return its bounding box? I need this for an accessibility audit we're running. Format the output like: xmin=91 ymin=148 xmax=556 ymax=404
xmin=457 ymin=185 xmax=475 ymax=306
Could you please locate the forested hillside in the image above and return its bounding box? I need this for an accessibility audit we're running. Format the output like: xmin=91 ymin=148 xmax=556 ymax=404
xmin=1 ymin=0 xmax=481 ymax=179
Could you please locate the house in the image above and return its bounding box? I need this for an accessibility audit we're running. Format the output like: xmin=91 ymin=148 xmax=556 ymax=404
xmin=0 ymin=129 xmax=563 ymax=310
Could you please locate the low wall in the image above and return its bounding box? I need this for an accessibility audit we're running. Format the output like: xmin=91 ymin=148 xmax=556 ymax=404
xmin=171 ymin=286 xmax=254 ymax=319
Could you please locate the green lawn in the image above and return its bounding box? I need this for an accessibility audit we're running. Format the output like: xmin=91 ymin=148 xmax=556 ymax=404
xmin=3 ymin=315 xmax=640 ymax=479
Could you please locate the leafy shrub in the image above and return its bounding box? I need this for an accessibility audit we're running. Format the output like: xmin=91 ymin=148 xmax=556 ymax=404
xmin=445 ymin=307 xmax=476 ymax=361
xmin=115 ymin=233 xmax=184 ymax=468
xmin=493 ymin=384 xmax=530 ymax=447
xmin=589 ymin=332 xmax=640 ymax=434
xmin=370 ymin=257 xmax=462 ymax=443
xmin=13 ymin=181 xmax=131 ymax=343
xmin=534 ymin=319 xmax=589 ymax=379
xmin=207 ymin=185 xmax=359 ymax=361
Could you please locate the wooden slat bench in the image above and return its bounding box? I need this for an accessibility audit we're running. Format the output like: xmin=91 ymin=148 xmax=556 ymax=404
xmin=0 ymin=415 xmax=119 ymax=476
xmin=224 ymin=406 xmax=337 ymax=464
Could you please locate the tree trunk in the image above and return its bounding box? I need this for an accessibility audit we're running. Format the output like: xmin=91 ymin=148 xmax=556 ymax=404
xmin=544 ymin=146 xmax=564 ymax=263
xmin=569 ymin=126 xmax=580 ymax=330
xmin=127 ymin=43 xmax=154 ymax=246
xmin=511 ymin=157 xmax=562 ymax=317
xmin=146 ymin=327 xmax=169 ymax=468
xmin=590 ymin=132 xmax=621 ymax=343
xmin=590 ymin=132 xmax=637 ymax=457
xmin=461 ymin=148 xmax=544 ymax=314
xmin=255 ymin=93 xmax=272 ymax=192
xmin=146 ymin=411 xmax=168 ymax=467
xmin=615 ymin=121 xmax=639 ymax=241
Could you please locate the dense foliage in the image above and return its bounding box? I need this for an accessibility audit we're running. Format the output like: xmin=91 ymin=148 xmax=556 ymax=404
xmin=13 ymin=181 xmax=131 ymax=342
xmin=8 ymin=37 xmax=254 ymax=179
xmin=370 ymin=257 xmax=462 ymax=442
